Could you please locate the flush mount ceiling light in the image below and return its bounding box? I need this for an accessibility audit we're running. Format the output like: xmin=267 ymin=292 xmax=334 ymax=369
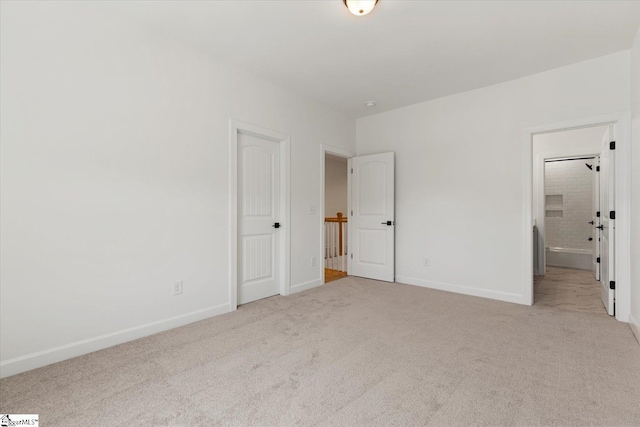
xmin=344 ymin=0 xmax=378 ymax=16
xmin=365 ymin=101 xmax=377 ymax=108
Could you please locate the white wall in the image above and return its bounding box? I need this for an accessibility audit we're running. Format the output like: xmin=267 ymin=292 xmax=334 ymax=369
xmin=324 ymin=155 xmax=348 ymax=217
xmin=544 ymin=160 xmax=593 ymax=251
xmin=356 ymin=52 xmax=631 ymax=304
xmin=533 ymin=126 xmax=607 ymax=155
xmin=631 ymin=27 xmax=640 ymax=341
xmin=0 ymin=2 xmax=354 ymax=376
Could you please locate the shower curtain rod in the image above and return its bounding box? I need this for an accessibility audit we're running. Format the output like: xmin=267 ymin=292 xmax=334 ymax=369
xmin=545 ymin=156 xmax=595 ymax=163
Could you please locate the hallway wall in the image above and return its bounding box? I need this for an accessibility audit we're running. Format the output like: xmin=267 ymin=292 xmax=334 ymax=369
xmin=324 ymin=155 xmax=348 ymax=218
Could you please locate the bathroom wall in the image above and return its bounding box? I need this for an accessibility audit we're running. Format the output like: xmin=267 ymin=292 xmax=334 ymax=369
xmin=544 ymin=159 xmax=594 ymax=250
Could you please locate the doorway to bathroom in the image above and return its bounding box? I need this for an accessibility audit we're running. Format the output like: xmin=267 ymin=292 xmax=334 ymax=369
xmin=532 ymin=124 xmax=614 ymax=316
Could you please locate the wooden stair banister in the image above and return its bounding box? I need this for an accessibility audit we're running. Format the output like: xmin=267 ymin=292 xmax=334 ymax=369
xmin=324 ymin=212 xmax=348 ymax=256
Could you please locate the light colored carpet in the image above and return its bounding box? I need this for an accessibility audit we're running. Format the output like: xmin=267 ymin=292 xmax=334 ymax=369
xmin=2 ymin=276 xmax=640 ymax=426
xmin=534 ymin=267 xmax=607 ymax=315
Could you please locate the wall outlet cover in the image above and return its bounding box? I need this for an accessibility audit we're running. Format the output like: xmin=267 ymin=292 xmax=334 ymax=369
xmin=173 ymin=281 xmax=183 ymax=295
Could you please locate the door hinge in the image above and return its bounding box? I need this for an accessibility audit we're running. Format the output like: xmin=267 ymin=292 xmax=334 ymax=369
xmin=351 ymin=168 xmax=353 ymax=174
xmin=597 ymin=211 xmax=600 ymax=217
xmin=609 ymin=141 xmax=615 ymax=150
xmin=597 ymin=257 xmax=601 ymax=263
xmin=596 ymin=166 xmax=600 ymax=172
xmin=350 ymin=254 xmax=353 ymax=259
xmin=610 ymin=210 xmax=615 ymax=220
xmin=351 ymin=210 xmax=353 ymax=216
xmin=610 ymin=281 xmax=615 ymax=290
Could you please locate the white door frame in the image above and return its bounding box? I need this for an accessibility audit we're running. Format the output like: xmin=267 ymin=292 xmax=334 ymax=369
xmin=320 ymin=144 xmax=354 ymax=284
xmin=522 ymin=112 xmax=631 ymax=322
xmin=533 ymin=149 xmax=600 ymax=276
xmin=229 ymin=119 xmax=291 ymax=310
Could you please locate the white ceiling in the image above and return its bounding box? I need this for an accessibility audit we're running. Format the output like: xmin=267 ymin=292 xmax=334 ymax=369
xmin=116 ymin=0 xmax=640 ymax=118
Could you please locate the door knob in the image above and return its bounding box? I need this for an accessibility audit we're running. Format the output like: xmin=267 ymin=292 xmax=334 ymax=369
xmin=588 ymin=237 xmax=593 ymax=241
xmin=381 ymin=221 xmax=393 ymax=226
xmin=597 ymin=225 xmax=604 ymax=230
xmin=588 ymin=221 xmax=594 ymax=225
xmin=273 ymin=222 xmax=281 ymax=229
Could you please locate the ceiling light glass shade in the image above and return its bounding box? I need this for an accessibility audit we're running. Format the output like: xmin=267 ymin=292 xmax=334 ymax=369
xmin=344 ymin=0 xmax=378 ymax=16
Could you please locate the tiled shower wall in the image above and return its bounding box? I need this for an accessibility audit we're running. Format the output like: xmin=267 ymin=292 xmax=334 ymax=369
xmin=544 ymin=159 xmax=594 ymax=251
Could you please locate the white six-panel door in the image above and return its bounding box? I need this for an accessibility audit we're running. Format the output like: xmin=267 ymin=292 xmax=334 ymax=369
xmin=349 ymin=152 xmax=395 ymax=282
xmin=238 ymin=132 xmax=281 ymax=305
xmin=599 ymin=126 xmax=615 ymax=316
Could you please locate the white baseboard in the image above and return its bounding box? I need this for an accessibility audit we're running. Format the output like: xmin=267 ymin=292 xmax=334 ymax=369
xmin=0 ymin=303 xmax=231 ymax=379
xmin=290 ymin=278 xmax=322 ymax=294
xmin=395 ymin=275 xmax=525 ymax=305
xmin=630 ymin=313 xmax=640 ymax=345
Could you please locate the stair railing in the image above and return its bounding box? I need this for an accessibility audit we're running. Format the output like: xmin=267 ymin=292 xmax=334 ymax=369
xmin=324 ymin=212 xmax=348 ymax=272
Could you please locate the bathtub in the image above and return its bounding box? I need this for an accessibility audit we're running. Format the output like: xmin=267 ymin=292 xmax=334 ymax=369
xmin=545 ymin=247 xmax=592 ymax=271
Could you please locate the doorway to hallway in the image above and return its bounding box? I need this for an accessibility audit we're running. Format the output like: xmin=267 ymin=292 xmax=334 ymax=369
xmin=320 ymin=145 xmax=397 ymax=285
xmin=324 ymin=153 xmax=349 ymax=283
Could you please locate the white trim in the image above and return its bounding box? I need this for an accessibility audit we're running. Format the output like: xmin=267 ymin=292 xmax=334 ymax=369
xmin=396 ymin=276 xmax=524 ymax=305
xmin=0 ymin=303 xmax=231 ymax=378
xmin=229 ymin=120 xmax=291 ymax=308
xmin=347 ymin=157 xmax=353 ymax=276
xmin=629 ymin=313 xmax=640 ymax=345
xmin=320 ymin=144 xmax=354 ymax=284
xmin=290 ymin=279 xmax=323 ymax=294
xmin=280 ymin=130 xmax=291 ymax=297
xmin=522 ymin=112 xmax=631 ymax=322
xmin=533 ymin=147 xmax=600 ymax=276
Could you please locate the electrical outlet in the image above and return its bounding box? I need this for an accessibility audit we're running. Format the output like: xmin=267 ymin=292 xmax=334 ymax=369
xmin=423 ymin=258 xmax=430 ymax=267
xmin=173 ymin=281 xmax=183 ymax=295
xmin=311 ymin=257 xmax=317 ymax=267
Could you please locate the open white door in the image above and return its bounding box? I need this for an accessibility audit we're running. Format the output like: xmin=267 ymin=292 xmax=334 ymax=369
xmin=599 ymin=126 xmax=615 ymax=316
xmin=349 ymin=152 xmax=395 ymax=282
xmin=592 ymin=156 xmax=600 ymax=281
